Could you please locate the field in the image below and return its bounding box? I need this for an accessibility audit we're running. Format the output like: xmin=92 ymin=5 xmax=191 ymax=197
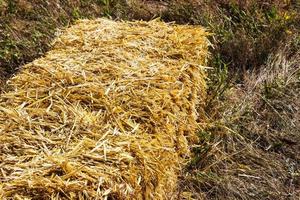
xmin=0 ymin=0 xmax=299 ymax=199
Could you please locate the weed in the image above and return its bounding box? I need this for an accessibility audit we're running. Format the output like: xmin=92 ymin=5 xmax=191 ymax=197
xmin=101 ymin=0 xmax=110 ymax=6
xmin=71 ymin=8 xmax=81 ymax=19
xmin=205 ymin=54 xmax=232 ymax=116
xmin=7 ymin=0 xmax=16 ymax=14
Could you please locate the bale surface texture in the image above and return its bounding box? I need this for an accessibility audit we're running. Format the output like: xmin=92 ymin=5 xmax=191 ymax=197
xmin=0 ymin=18 xmax=209 ymax=199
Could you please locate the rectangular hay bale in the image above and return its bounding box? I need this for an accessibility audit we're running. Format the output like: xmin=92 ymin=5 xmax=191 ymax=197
xmin=0 ymin=18 xmax=209 ymax=199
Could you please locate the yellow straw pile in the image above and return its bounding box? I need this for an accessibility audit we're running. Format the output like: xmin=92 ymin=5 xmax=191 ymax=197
xmin=0 ymin=18 xmax=209 ymax=199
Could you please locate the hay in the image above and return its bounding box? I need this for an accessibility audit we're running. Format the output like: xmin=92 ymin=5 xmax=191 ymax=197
xmin=0 ymin=18 xmax=209 ymax=199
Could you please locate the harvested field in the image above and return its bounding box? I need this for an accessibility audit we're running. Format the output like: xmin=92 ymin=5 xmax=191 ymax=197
xmin=0 ymin=18 xmax=209 ymax=199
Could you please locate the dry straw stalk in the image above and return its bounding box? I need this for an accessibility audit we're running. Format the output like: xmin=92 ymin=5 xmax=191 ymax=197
xmin=0 ymin=18 xmax=209 ymax=199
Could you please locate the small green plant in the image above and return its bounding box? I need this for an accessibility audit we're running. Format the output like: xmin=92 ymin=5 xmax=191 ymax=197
xmin=266 ymin=6 xmax=279 ymax=21
xmin=7 ymin=0 xmax=17 ymax=14
xmin=101 ymin=0 xmax=110 ymax=6
xmin=72 ymin=8 xmax=81 ymax=19
xmin=206 ymin=54 xmax=231 ymax=110
xmin=101 ymin=0 xmax=112 ymax=17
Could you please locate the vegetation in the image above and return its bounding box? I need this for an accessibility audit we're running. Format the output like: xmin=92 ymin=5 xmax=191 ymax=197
xmin=0 ymin=0 xmax=128 ymax=78
xmin=0 ymin=0 xmax=299 ymax=199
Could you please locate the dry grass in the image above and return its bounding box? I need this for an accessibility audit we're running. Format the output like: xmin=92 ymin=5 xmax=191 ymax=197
xmin=0 ymin=18 xmax=209 ymax=199
xmin=180 ymin=41 xmax=300 ymax=199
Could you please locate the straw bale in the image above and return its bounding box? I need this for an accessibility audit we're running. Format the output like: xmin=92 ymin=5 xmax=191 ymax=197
xmin=0 ymin=18 xmax=209 ymax=199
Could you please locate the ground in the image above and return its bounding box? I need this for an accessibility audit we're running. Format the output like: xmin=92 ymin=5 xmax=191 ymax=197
xmin=0 ymin=0 xmax=299 ymax=199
